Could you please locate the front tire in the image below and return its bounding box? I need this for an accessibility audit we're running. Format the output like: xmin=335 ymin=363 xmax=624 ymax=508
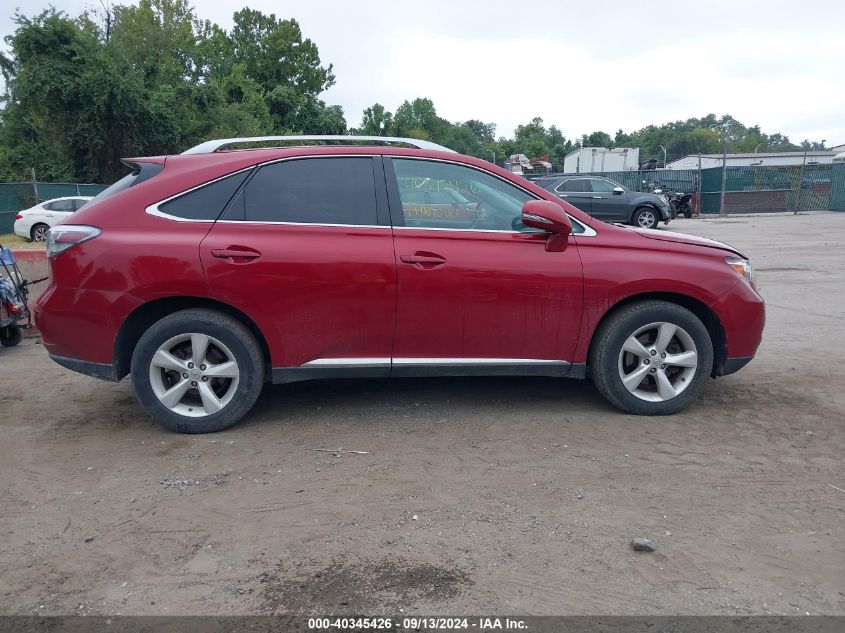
xmin=589 ymin=300 xmax=713 ymax=415
xmin=130 ymin=309 xmax=265 ymax=433
xmin=632 ymin=206 xmax=658 ymax=229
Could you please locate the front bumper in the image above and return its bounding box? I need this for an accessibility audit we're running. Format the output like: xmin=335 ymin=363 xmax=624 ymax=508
xmin=709 ymin=279 xmax=765 ymax=375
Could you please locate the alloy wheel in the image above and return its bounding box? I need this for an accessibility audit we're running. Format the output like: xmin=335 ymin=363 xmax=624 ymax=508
xmin=148 ymin=333 xmax=240 ymax=417
xmin=32 ymin=226 xmax=48 ymax=242
xmin=617 ymin=321 xmax=698 ymax=402
xmin=637 ymin=210 xmax=656 ymax=229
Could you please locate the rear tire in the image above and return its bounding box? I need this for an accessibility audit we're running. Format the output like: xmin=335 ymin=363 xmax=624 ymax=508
xmin=31 ymin=224 xmax=50 ymax=242
xmin=632 ymin=206 xmax=658 ymax=229
xmin=0 ymin=326 xmax=22 ymax=347
xmin=130 ymin=309 xmax=264 ymax=433
xmin=589 ymin=300 xmax=713 ymax=415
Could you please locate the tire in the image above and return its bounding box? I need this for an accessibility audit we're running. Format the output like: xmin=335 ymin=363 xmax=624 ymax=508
xmin=681 ymin=203 xmax=692 ymax=219
xmin=632 ymin=206 xmax=658 ymax=229
xmin=30 ymin=223 xmax=50 ymax=242
xmin=589 ymin=300 xmax=713 ymax=415
xmin=0 ymin=326 xmax=22 ymax=347
xmin=130 ymin=309 xmax=265 ymax=433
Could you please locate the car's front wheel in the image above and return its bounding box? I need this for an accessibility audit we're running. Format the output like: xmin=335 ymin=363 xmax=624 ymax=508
xmin=131 ymin=309 xmax=265 ymax=433
xmin=30 ymin=223 xmax=50 ymax=242
xmin=632 ymin=206 xmax=658 ymax=229
xmin=589 ymin=300 xmax=713 ymax=415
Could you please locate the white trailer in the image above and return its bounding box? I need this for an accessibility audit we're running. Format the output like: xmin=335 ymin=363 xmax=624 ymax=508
xmin=563 ymin=147 xmax=639 ymax=173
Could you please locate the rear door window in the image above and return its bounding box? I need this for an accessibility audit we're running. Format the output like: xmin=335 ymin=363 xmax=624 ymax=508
xmin=559 ymin=179 xmax=590 ymax=192
xmin=239 ymin=157 xmax=377 ymax=225
xmin=45 ymin=199 xmax=76 ymax=211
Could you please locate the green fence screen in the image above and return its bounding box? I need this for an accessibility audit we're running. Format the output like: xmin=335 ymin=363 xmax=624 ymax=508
xmin=0 ymin=182 xmax=108 ymax=234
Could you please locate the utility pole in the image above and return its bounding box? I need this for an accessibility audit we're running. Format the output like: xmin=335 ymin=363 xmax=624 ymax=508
xmin=31 ymin=167 xmax=38 ymax=204
xmin=659 ymin=145 xmax=667 ymax=168
xmin=796 ymin=150 xmax=808 ymax=215
xmin=697 ymin=153 xmax=703 ymax=217
xmin=720 ymin=151 xmax=727 ymax=216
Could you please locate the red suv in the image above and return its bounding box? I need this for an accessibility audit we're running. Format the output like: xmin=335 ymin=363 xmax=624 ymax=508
xmin=34 ymin=136 xmax=764 ymax=433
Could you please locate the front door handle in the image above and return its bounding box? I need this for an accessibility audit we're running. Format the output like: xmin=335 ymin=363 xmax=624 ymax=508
xmin=211 ymin=247 xmax=261 ymax=262
xmin=400 ymin=253 xmax=446 ymax=268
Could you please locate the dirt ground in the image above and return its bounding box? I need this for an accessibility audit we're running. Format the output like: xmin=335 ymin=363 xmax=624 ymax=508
xmin=1 ymin=212 xmax=843 ymax=616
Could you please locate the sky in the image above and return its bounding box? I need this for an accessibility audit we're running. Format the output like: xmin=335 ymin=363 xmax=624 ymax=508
xmin=4 ymin=0 xmax=845 ymax=146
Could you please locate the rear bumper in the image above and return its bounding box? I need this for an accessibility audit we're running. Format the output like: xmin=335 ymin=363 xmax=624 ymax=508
xmin=48 ymin=353 xmax=119 ymax=381
xmin=34 ymin=284 xmax=123 ymax=366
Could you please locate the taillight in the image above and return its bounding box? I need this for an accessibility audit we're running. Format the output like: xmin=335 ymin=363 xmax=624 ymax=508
xmin=15 ymin=213 xmax=23 ymax=220
xmin=46 ymin=225 xmax=102 ymax=258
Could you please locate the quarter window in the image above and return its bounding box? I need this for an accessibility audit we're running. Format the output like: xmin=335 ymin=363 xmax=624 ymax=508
xmin=391 ymin=158 xmax=533 ymax=231
xmin=240 ymin=157 xmax=377 ymax=225
xmin=159 ymin=171 xmax=250 ymax=220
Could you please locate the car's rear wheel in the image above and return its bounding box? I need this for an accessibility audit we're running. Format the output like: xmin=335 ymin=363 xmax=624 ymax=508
xmin=30 ymin=223 xmax=50 ymax=242
xmin=632 ymin=206 xmax=658 ymax=229
xmin=0 ymin=325 xmax=22 ymax=347
xmin=131 ymin=309 xmax=264 ymax=433
xmin=589 ymin=300 xmax=713 ymax=415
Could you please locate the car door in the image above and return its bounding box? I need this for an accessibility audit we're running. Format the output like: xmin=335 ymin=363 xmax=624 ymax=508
xmin=588 ymin=178 xmax=630 ymax=222
xmin=553 ymin=178 xmax=593 ymax=215
xmin=200 ymin=156 xmax=396 ymax=378
xmin=385 ymin=157 xmax=584 ymax=375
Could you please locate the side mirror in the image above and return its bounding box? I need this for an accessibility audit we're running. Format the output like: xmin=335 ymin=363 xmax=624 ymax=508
xmin=612 ymin=186 xmax=625 ymax=195
xmin=522 ymin=200 xmax=572 ymax=252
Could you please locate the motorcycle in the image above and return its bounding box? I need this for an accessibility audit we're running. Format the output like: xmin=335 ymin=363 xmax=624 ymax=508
xmin=667 ymin=190 xmax=693 ymax=218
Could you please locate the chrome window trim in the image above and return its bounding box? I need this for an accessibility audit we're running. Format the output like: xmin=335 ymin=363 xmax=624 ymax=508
xmin=145 ymin=166 xmax=254 ymax=222
xmin=215 ymin=220 xmax=389 ymax=230
xmin=144 ymin=153 xmax=597 ymax=236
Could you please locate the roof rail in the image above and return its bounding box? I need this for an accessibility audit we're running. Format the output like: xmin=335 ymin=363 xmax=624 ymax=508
xmin=181 ymin=135 xmax=456 ymax=155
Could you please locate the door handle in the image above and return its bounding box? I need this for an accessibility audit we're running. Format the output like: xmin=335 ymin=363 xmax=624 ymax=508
xmin=593 ymin=196 xmax=604 ymax=199
xmin=400 ymin=253 xmax=446 ymax=268
xmin=211 ymin=247 xmax=261 ymax=261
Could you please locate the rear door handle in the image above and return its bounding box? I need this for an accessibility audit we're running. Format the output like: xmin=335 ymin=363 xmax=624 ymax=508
xmin=211 ymin=247 xmax=261 ymax=261
xmin=400 ymin=253 xmax=446 ymax=268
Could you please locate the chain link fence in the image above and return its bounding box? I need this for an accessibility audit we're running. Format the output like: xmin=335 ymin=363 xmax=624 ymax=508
xmin=0 ymin=182 xmax=108 ymax=233
xmin=542 ymin=162 xmax=844 ymax=215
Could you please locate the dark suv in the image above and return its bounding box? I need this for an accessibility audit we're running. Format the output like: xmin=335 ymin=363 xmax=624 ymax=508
xmin=533 ymin=175 xmax=671 ymax=229
xmin=35 ymin=135 xmax=763 ymax=433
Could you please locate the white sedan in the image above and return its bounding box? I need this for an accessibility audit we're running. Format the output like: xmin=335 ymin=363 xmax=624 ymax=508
xmin=14 ymin=196 xmax=93 ymax=242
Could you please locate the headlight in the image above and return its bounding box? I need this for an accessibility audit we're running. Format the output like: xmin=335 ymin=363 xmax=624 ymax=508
xmin=725 ymin=256 xmax=755 ymax=286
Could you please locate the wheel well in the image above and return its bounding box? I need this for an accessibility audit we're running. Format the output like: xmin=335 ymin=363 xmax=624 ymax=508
xmin=114 ymin=297 xmax=271 ymax=380
xmin=587 ymin=292 xmax=727 ymax=376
